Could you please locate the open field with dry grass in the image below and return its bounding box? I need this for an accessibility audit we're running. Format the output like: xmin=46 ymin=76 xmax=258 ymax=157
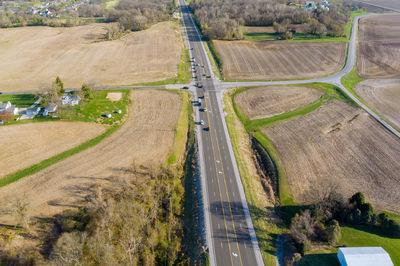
xmin=0 ymin=122 xmax=106 ymax=178
xmin=214 ymin=40 xmax=346 ymax=80
xmin=355 ymin=79 xmax=400 ymax=129
xmin=0 ymin=90 xmax=183 ymax=224
xmin=357 ymin=0 xmax=400 ymax=11
xmin=262 ymin=100 xmax=400 ymax=213
xmin=235 ymin=86 xmax=323 ymax=120
xmin=357 ymin=14 xmax=400 ymax=78
xmin=0 ymin=22 xmax=181 ymax=92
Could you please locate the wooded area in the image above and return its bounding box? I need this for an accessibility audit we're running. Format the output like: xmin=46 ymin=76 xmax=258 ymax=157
xmin=189 ymin=0 xmax=352 ymax=40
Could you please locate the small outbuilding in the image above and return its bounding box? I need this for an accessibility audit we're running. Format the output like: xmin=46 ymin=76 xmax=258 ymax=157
xmin=337 ymin=247 xmax=393 ymax=266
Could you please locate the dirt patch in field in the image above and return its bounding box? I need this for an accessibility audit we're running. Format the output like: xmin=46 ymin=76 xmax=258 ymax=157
xmin=0 ymin=21 xmax=182 ymax=92
xmin=357 ymin=14 xmax=400 ymax=78
xmin=0 ymin=90 xmax=183 ymax=224
xmin=235 ymin=86 xmax=323 ymax=120
xmin=263 ymin=100 xmax=400 ymax=213
xmin=106 ymin=92 xmax=122 ymax=101
xmin=245 ymin=26 xmax=275 ymax=34
xmin=355 ymin=79 xmax=400 ymax=129
xmin=214 ymin=40 xmax=346 ymax=80
xmin=0 ymin=121 xmax=106 ymax=178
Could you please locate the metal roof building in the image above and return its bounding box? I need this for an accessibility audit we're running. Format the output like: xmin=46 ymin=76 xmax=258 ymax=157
xmin=337 ymin=247 xmax=393 ymax=266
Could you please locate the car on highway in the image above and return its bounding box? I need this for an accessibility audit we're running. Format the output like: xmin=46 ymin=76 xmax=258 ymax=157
xmin=196 ymin=83 xmax=203 ymax=88
xmin=200 ymin=108 xmax=207 ymax=112
xmin=203 ymin=127 xmax=209 ymax=131
xmin=200 ymin=120 xmax=204 ymax=125
xmin=181 ymin=86 xmax=189 ymax=90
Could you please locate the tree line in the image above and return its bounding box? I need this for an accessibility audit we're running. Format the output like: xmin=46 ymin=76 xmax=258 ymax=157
xmin=189 ymin=0 xmax=352 ymax=40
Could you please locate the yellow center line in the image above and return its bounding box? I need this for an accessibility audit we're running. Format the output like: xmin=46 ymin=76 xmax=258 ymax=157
xmin=214 ymin=128 xmax=244 ymax=266
xmin=204 ymin=95 xmax=234 ymax=266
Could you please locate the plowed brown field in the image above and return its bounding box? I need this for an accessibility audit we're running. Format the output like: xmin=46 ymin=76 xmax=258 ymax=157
xmin=355 ymin=79 xmax=400 ymax=129
xmin=0 ymin=22 xmax=181 ymax=92
xmin=357 ymin=14 xmax=400 ymax=78
xmin=358 ymin=0 xmax=400 ymax=11
xmin=214 ymin=40 xmax=346 ymax=80
xmin=235 ymin=85 xmax=323 ymax=120
xmin=0 ymin=90 xmax=183 ymax=224
xmin=263 ymin=100 xmax=400 ymax=213
xmin=0 ymin=122 xmax=106 ymax=178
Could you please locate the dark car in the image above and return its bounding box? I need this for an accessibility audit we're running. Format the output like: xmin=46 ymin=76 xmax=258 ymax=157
xmin=206 ymin=75 xmax=211 ymax=78
xmin=203 ymin=127 xmax=210 ymax=131
xmin=182 ymin=86 xmax=189 ymax=90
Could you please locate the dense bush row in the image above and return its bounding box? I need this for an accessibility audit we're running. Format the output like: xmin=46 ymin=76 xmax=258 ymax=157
xmin=189 ymin=0 xmax=352 ymax=40
xmin=50 ymin=167 xmax=188 ymax=265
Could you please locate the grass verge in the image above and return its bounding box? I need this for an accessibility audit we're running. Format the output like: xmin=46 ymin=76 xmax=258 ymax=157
xmin=202 ymin=40 xmax=223 ymax=79
xmin=223 ymin=92 xmax=284 ymax=265
xmin=168 ymin=91 xmax=190 ymax=166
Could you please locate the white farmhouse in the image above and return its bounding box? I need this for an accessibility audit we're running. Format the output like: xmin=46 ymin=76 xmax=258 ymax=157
xmin=337 ymin=247 xmax=393 ymax=266
xmin=62 ymin=93 xmax=81 ymax=106
xmin=0 ymin=101 xmax=19 ymax=115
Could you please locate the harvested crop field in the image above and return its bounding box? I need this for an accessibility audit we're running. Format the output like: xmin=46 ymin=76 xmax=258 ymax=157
xmin=214 ymin=40 xmax=346 ymax=80
xmin=0 ymin=90 xmax=183 ymax=224
xmin=357 ymin=14 xmax=400 ymax=78
xmin=0 ymin=22 xmax=181 ymax=92
xmin=357 ymin=0 xmax=400 ymax=11
xmin=263 ymin=100 xmax=400 ymax=213
xmin=355 ymin=79 xmax=400 ymax=129
xmin=0 ymin=122 xmax=106 ymax=178
xmin=235 ymin=85 xmax=323 ymax=120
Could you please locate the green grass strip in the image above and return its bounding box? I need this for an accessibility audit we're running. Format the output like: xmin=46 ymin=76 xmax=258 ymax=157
xmin=168 ymin=91 xmax=190 ymax=166
xmin=0 ymin=124 xmax=121 ymax=187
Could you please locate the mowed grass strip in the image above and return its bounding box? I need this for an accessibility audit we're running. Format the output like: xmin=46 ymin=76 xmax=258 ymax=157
xmin=0 ymin=94 xmax=37 ymax=108
xmin=0 ymin=90 xmax=131 ymax=187
xmin=168 ymin=91 xmax=191 ymax=166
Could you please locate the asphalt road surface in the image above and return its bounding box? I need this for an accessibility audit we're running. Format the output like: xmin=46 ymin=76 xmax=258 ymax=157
xmin=179 ymin=0 xmax=264 ymax=265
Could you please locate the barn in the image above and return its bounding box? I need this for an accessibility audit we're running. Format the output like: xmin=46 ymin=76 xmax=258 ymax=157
xmin=337 ymin=247 xmax=393 ymax=266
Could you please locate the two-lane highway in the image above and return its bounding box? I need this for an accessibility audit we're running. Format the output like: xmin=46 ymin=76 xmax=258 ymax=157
xmin=179 ymin=1 xmax=264 ymax=265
